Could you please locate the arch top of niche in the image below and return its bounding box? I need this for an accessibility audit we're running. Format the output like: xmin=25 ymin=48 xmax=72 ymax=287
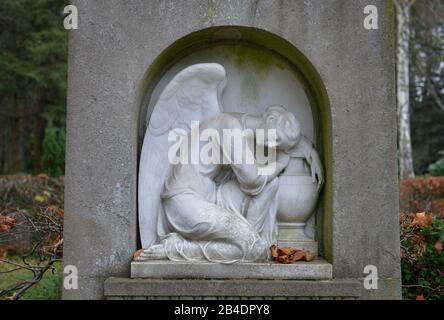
xmin=138 ymin=26 xmax=331 ymax=145
xmin=137 ymin=26 xmax=333 ymax=261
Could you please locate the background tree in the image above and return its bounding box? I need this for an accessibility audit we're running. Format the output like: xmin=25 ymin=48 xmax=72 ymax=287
xmin=395 ymin=0 xmax=416 ymax=178
xmin=395 ymin=0 xmax=444 ymax=177
xmin=42 ymin=121 xmax=65 ymax=177
xmin=0 ymin=0 xmax=67 ymax=176
xmin=409 ymin=1 xmax=444 ymax=175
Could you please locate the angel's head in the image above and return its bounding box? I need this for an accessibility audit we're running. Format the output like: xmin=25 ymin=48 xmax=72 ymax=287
xmin=256 ymin=105 xmax=301 ymax=152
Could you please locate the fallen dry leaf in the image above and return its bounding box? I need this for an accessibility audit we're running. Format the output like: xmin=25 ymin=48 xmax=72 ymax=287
xmin=36 ymin=173 xmax=49 ymax=181
xmin=270 ymin=245 xmax=279 ymax=258
xmin=412 ymin=212 xmax=433 ymax=227
xmin=304 ymin=251 xmax=316 ymax=262
xmin=280 ymin=247 xmax=296 ymax=256
xmin=290 ymin=251 xmax=305 ymax=262
xmin=0 ymin=215 xmax=16 ymax=233
xmin=425 ymin=213 xmax=433 ymax=226
xmin=133 ymin=249 xmax=145 ymax=258
xmin=270 ymin=245 xmax=316 ymax=264
xmin=277 ymin=255 xmax=291 ymax=264
xmin=412 ymin=212 xmax=426 ymax=226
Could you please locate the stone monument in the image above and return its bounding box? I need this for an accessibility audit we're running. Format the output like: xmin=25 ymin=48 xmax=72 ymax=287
xmin=63 ymin=0 xmax=401 ymax=300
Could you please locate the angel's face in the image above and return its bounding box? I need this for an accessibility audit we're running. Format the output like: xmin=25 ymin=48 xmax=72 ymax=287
xmin=256 ymin=113 xmax=300 ymax=151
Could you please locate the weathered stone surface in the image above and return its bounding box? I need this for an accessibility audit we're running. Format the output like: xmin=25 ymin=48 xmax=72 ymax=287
xmin=131 ymin=260 xmax=332 ymax=280
xmin=64 ymin=0 xmax=400 ymax=299
xmin=104 ymin=277 xmax=361 ymax=299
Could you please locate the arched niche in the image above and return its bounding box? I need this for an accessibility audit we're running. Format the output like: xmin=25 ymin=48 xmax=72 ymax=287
xmin=137 ymin=26 xmax=333 ymax=261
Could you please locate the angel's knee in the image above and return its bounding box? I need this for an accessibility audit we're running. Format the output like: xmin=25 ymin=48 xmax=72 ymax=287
xmin=247 ymin=237 xmax=268 ymax=261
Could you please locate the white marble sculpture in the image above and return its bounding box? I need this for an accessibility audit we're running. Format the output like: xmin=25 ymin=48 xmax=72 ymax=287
xmin=137 ymin=63 xmax=323 ymax=263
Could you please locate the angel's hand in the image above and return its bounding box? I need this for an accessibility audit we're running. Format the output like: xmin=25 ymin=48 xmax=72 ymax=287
xmin=256 ymin=149 xmax=289 ymax=178
xmin=310 ymin=151 xmax=324 ymax=191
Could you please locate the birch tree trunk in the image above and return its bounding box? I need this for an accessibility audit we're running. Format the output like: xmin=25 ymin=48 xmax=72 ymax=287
xmin=395 ymin=0 xmax=415 ymax=178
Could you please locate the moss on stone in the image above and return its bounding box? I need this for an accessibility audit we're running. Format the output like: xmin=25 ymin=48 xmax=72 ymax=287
xmin=233 ymin=44 xmax=285 ymax=74
xmin=206 ymin=0 xmax=215 ymax=21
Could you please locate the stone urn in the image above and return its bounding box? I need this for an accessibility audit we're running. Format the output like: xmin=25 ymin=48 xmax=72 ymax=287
xmin=277 ymin=175 xmax=318 ymax=223
xmin=277 ymin=156 xmax=320 ymax=252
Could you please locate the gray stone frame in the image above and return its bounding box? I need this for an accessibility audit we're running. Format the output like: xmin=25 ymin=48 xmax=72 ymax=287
xmin=63 ymin=0 xmax=400 ymax=300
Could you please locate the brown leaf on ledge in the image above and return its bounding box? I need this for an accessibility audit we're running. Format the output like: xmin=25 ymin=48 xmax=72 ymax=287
xmin=280 ymin=247 xmax=296 ymax=255
xmin=304 ymin=251 xmax=316 ymax=262
xmin=133 ymin=248 xmax=145 ymax=258
xmin=270 ymin=245 xmax=279 ymax=258
xmin=270 ymin=245 xmax=316 ymax=263
xmin=290 ymin=251 xmax=305 ymax=262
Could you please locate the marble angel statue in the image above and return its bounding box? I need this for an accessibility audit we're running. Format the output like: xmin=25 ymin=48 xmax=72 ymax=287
xmin=137 ymin=63 xmax=323 ymax=263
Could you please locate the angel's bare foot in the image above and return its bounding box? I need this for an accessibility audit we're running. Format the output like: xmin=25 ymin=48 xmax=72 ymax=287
xmin=134 ymin=244 xmax=168 ymax=261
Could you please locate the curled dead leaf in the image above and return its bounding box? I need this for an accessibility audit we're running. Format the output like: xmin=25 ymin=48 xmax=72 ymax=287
xmin=0 ymin=215 xmax=16 ymax=233
xmin=412 ymin=212 xmax=425 ymax=226
xmin=270 ymin=245 xmax=279 ymax=258
xmin=133 ymin=248 xmax=145 ymax=258
xmin=304 ymin=251 xmax=316 ymax=262
xmin=277 ymin=255 xmax=290 ymax=264
xmin=290 ymin=251 xmax=305 ymax=262
xmin=36 ymin=173 xmax=49 ymax=181
xmin=412 ymin=212 xmax=433 ymax=227
xmin=280 ymin=247 xmax=296 ymax=256
xmin=425 ymin=213 xmax=433 ymax=226
xmin=270 ymin=245 xmax=316 ymax=264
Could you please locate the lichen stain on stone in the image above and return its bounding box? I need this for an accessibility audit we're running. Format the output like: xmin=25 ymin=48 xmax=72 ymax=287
xmin=233 ymin=44 xmax=285 ymax=74
xmin=231 ymin=44 xmax=287 ymax=99
xmin=206 ymin=0 xmax=215 ymax=22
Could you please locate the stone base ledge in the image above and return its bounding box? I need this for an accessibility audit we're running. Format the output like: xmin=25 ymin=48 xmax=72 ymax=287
xmin=104 ymin=277 xmax=362 ymax=300
xmin=131 ymin=259 xmax=332 ymax=280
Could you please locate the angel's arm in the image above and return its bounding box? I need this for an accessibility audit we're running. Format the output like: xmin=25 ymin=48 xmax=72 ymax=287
xmin=296 ymin=136 xmax=324 ymax=190
xmin=219 ymin=122 xmax=288 ymax=196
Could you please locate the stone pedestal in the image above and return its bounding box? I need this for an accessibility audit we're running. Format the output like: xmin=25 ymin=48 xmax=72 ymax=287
xmin=131 ymin=260 xmax=332 ymax=280
xmin=104 ymin=277 xmax=362 ymax=300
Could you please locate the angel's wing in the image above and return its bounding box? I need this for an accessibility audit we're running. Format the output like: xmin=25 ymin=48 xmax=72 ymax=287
xmin=138 ymin=63 xmax=227 ymax=248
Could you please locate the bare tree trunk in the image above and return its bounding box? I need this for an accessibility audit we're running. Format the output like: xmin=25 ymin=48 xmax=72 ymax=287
xmin=395 ymin=0 xmax=415 ymax=178
xmin=6 ymin=94 xmax=21 ymax=174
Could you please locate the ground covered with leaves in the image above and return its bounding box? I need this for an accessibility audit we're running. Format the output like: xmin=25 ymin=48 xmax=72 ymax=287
xmin=0 ymin=175 xmax=63 ymax=300
xmin=400 ymin=177 xmax=444 ymax=300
